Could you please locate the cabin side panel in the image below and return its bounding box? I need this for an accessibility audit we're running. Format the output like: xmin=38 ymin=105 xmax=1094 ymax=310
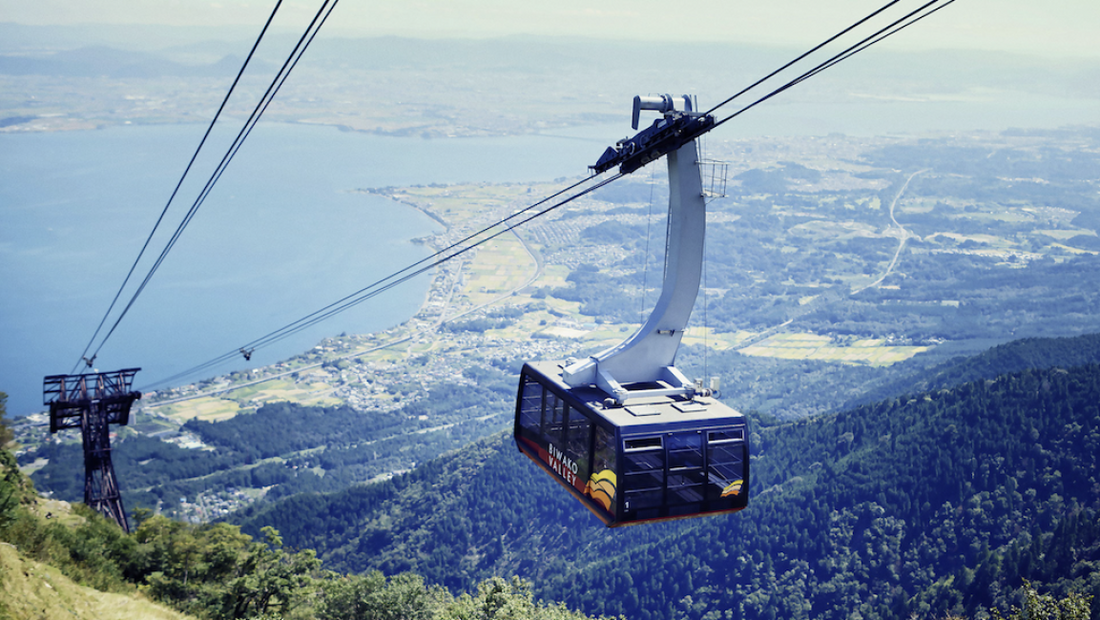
xmin=514 ymin=367 xmax=619 ymax=524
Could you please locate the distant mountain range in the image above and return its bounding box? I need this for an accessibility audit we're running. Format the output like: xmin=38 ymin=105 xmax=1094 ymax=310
xmin=0 ymin=44 xmax=265 ymax=79
xmin=3 ymin=21 xmax=1097 ymax=102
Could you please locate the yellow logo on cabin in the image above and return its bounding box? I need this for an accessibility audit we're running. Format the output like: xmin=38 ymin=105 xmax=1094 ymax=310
xmin=586 ymin=469 xmax=617 ymax=512
xmin=721 ymin=480 xmax=744 ymax=497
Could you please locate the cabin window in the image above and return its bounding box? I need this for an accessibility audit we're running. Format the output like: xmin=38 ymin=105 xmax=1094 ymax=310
xmin=566 ymin=412 xmax=592 ymax=481
xmin=593 ymin=426 xmax=615 ymax=475
xmin=667 ymin=432 xmax=705 ymax=507
xmin=706 ymin=432 xmax=746 ymax=503
xmin=708 ymin=429 xmax=744 ymax=443
xmin=668 ymin=432 xmax=703 ymax=469
xmin=624 ymin=436 xmax=662 ymax=451
xmin=623 ymin=436 xmax=664 ymax=512
xmin=544 ymin=394 xmax=567 ymax=447
xmin=517 ymin=377 xmax=544 ymax=444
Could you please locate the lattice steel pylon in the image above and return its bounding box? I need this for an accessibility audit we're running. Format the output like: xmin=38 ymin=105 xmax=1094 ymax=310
xmin=43 ymin=368 xmax=141 ymax=532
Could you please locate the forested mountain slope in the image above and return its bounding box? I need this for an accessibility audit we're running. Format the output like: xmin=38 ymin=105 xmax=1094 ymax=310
xmin=844 ymin=332 xmax=1100 ymax=410
xmin=26 ymin=379 xmax=513 ymax=518
xmin=555 ymin=363 xmax=1100 ymax=620
xmin=0 ymin=400 xmax=608 ymax=620
xmin=231 ymin=361 xmax=1100 ymax=620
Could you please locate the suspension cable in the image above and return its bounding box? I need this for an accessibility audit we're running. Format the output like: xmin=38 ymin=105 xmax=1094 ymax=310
xmin=713 ymin=0 xmax=955 ymax=131
xmin=143 ymin=173 xmax=622 ymax=388
xmin=702 ymin=0 xmax=905 ymax=118
xmin=70 ymin=0 xmax=285 ymax=374
xmin=82 ymin=0 xmax=341 ymax=367
xmin=781 ymin=0 xmax=957 ymax=95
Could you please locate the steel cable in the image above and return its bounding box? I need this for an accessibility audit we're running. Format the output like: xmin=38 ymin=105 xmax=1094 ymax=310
xmin=128 ymin=0 xmax=956 ymax=389
xmin=712 ymin=0 xmax=955 ymax=131
xmin=144 ymin=172 xmax=623 ymax=388
xmin=70 ymin=0 xmax=285 ymax=374
xmin=82 ymin=0 xmax=341 ymax=366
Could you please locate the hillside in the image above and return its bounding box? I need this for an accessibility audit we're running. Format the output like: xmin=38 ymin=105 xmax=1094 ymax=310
xmin=0 ymin=405 xmax=610 ymax=620
xmin=844 ymin=332 xmax=1100 ymax=409
xmin=230 ymin=354 xmax=1100 ymax=619
xmin=0 ymin=542 xmax=193 ymax=620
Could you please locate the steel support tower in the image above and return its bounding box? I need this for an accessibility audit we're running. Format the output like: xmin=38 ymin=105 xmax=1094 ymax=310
xmin=43 ymin=368 xmax=141 ymax=532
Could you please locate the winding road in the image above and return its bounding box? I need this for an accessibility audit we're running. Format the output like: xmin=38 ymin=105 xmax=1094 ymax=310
xmin=852 ymin=168 xmax=927 ymax=294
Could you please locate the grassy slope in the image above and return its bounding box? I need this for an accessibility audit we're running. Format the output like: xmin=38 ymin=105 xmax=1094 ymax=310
xmin=0 ymin=543 xmax=193 ymax=620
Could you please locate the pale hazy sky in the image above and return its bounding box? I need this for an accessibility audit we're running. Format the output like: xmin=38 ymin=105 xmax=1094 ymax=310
xmin=2 ymin=0 xmax=1098 ymax=58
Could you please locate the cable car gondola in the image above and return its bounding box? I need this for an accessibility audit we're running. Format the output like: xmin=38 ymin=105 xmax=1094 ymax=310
xmin=514 ymin=95 xmax=749 ymax=526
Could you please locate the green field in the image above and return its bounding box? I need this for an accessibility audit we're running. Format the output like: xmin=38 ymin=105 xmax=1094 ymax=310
xmin=740 ymin=332 xmax=928 ymax=365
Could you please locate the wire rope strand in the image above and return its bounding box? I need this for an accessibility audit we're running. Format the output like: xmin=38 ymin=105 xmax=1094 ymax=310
xmin=784 ymin=0 xmax=957 ymax=93
xmin=702 ymin=0 xmax=904 ymax=117
xmin=70 ymin=0 xmax=285 ymax=374
xmin=143 ymin=172 xmax=622 ymax=388
xmin=713 ymin=0 xmax=953 ymax=131
xmin=202 ymin=175 xmax=598 ymax=357
xmin=223 ymin=174 xmax=621 ymax=353
xmin=88 ymin=0 xmax=341 ymax=363
xmin=112 ymin=0 xmax=339 ymax=311
xmin=253 ymin=174 xmax=623 ymax=346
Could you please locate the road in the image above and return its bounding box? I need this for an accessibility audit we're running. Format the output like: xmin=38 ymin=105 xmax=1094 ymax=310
xmin=852 ymin=168 xmax=927 ymax=294
xmin=733 ymin=168 xmax=927 ymax=350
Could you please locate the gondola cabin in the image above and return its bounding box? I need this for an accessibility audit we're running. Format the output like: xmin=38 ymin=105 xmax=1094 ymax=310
xmin=515 ymin=95 xmax=749 ymax=526
xmin=515 ymin=361 xmax=749 ymax=527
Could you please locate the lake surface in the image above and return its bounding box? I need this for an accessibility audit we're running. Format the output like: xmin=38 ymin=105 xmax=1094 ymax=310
xmin=0 ymin=122 xmax=624 ymax=416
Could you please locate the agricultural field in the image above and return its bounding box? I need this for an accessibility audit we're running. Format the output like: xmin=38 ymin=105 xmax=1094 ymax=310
xmin=739 ymin=332 xmax=929 ymax=365
xmin=156 ymin=397 xmax=244 ymax=423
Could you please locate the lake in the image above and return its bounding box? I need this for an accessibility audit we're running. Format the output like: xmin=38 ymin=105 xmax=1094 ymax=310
xmin=0 ymin=122 xmax=624 ymax=416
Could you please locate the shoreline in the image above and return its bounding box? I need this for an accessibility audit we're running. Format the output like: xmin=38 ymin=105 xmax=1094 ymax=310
xmin=138 ymin=187 xmax=463 ymax=411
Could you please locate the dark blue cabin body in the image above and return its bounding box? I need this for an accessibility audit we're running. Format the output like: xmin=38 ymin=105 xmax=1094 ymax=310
xmin=515 ymin=361 xmax=749 ymax=527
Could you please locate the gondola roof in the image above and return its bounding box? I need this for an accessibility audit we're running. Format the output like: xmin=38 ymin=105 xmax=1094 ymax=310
xmin=524 ymin=360 xmax=745 ymax=433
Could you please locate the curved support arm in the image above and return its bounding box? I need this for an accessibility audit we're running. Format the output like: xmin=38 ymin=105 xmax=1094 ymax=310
xmin=562 ymin=139 xmax=706 ymax=401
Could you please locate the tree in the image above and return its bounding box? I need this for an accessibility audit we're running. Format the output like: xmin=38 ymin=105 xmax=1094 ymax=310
xmin=317 ymin=571 xmax=445 ymax=620
xmin=0 ymin=391 xmax=26 ymax=532
xmin=991 ymin=581 xmax=1092 ymax=620
xmin=216 ymin=526 xmax=322 ymax=619
xmin=0 ymin=392 xmax=12 ymax=449
xmin=441 ymin=576 xmax=599 ymax=620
